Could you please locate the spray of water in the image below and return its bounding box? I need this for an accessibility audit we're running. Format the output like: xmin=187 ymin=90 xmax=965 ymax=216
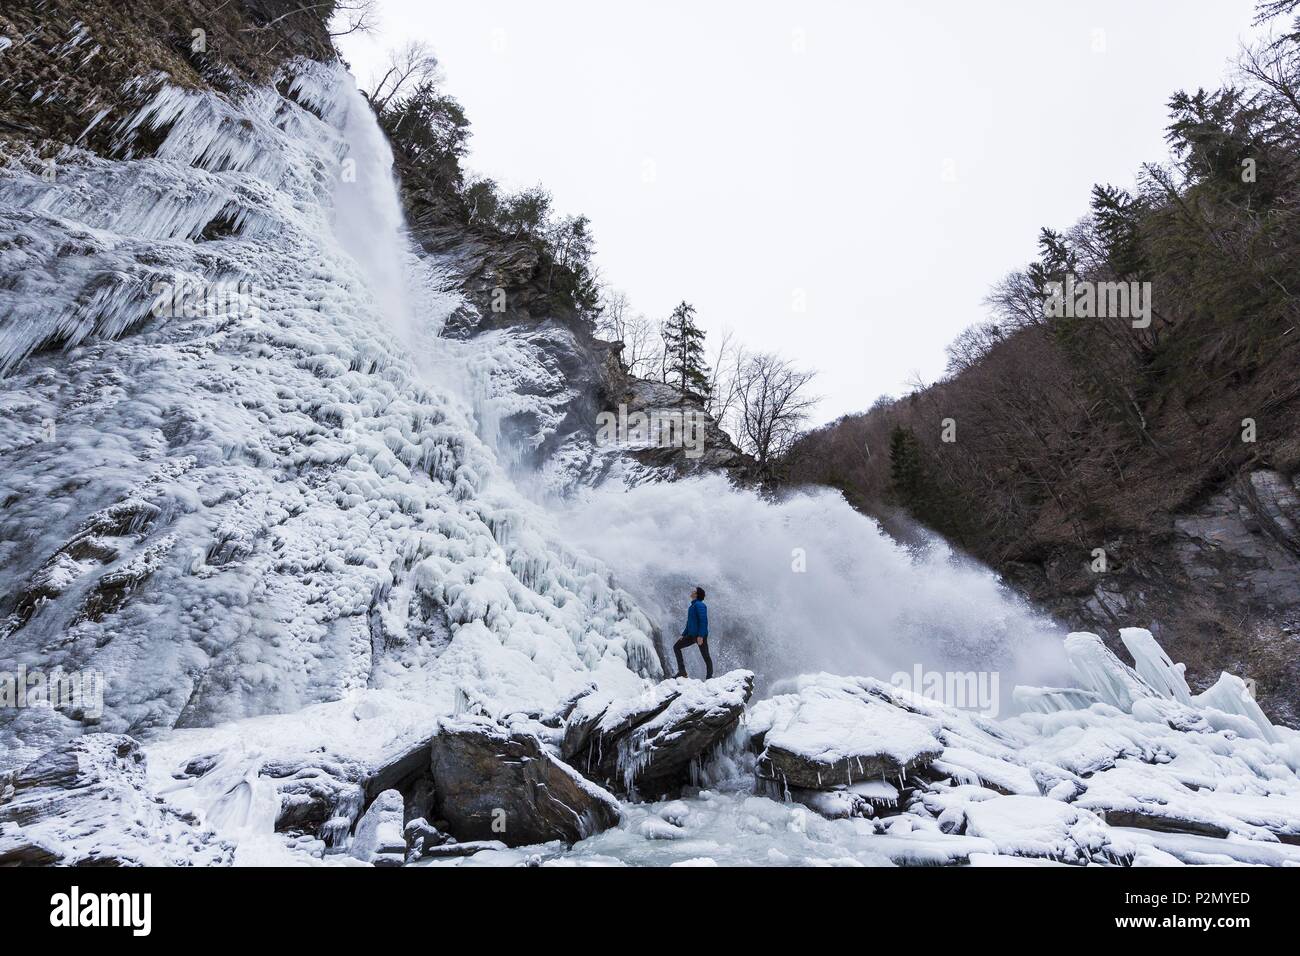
xmin=555 ymin=475 xmax=1069 ymax=701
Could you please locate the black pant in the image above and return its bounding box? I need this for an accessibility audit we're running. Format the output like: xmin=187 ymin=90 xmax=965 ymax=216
xmin=673 ymin=636 xmax=713 ymax=679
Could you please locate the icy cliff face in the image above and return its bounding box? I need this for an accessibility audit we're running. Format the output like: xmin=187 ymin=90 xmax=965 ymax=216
xmin=0 ymin=58 xmax=659 ymax=766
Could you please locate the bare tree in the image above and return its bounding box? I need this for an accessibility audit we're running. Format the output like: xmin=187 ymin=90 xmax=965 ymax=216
xmin=596 ymin=287 xmax=662 ymax=379
xmin=983 ymin=269 xmax=1047 ymax=331
xmin=366 ymin=41 xmax=440 ymax=113
xmin=735 ymin=352 xmax=819 ymax=474
xmin=329 ymin=0 xmax=379 ymax=37
xmin=246 ymin=1 xmax=378 ymax=38
xmin=1240 ymin=36 xmax=1300 ymax=130
xmin=705 ymin=327 xmax=747 ymax=431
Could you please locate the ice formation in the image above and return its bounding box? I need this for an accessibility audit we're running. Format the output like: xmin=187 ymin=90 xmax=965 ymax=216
xmin=0 ymin=59 xmax=659 ymax=769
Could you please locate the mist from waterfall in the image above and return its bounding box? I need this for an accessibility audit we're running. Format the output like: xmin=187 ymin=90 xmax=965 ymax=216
xmin=554 ymin=475 xmax=1070 ymax=703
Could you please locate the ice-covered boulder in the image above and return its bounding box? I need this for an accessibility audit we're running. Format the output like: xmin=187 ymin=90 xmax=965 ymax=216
xmin=562 ymin=671 xmax=754 ymax=799
xmin=964 ymin=795 xmax=1116 ymax=864
xmin=254 ymin=754 xmax=369 ymax=842
xmin=0 ymin=734 xmax=232 ymax=866
xmin=749 ymin=677 xmax=943 ymax=791
xmin=348 ymin=788 xmax=406 ymax=866
xmin=1193 ymin=672 xmax=1280 ymax=744
xmin=428 ymin=716 xmax=621 ymax=847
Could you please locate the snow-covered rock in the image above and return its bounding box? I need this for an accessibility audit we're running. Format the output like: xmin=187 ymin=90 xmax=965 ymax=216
xmin=427 ymin=715 xmax=621 ymax=847
xmin=964 ymin=796 xmax=1116 ymax=864
xmin=0 ymin=733 xmax=232 ymax=866
xmin=712 ymin=630 xmax=1300 ymax=865
xmin=563 ymin=671 xmax=754 ymax=798
xmin=749 ymin=674 xmax=943 ymax=791
xmin=348 ymin=788 xmax=406 ymax=865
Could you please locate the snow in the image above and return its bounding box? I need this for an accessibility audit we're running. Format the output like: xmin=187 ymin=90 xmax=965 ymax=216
xmin=964 ymin=796 xmax=1115 ymax=863
xmin=751 ymin=679 xmax=941 ymax=778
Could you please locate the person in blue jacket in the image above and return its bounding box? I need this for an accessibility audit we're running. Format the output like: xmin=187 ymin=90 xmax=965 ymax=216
xmin=672 ymin=586 xmax=712 ymax=679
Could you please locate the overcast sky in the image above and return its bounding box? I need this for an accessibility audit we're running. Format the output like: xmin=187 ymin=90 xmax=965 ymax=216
xmin=339 ymin=1 xmax=1263 ymax=425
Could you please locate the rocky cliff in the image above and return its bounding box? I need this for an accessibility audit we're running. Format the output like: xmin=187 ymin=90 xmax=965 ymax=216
xmin=1004 ymin=467 xmax=1300 ymax=728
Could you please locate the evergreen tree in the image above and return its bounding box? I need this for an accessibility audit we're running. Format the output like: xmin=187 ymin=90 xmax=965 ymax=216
xmin=887 ymin=425 xmax=925 ymax=507
xmin=661 ymin=301 xmax=710 ymax=397
xmin=1090 ymin=184 xmax=1149 ymax=280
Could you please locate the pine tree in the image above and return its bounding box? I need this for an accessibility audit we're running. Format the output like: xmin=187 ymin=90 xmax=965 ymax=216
xmin=888 ymin=425 xmax=924 ymax=507
xmin=661 ymin=301 xmax=710 ymax=398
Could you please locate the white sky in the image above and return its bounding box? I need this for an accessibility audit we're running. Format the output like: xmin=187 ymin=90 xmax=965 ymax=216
xmin=339 ymin=0 xmax=1263 ymax=425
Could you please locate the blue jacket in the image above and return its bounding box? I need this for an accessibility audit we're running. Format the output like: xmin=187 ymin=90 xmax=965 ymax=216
xmin=682 ymin=599 xmax=709 ymax=639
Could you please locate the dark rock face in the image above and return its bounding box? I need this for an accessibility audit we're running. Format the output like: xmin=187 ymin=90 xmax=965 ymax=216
xmin=405 ymin=197 xmax=626 ymax=479
xmin=1015 ymin=466 xmax=1300 ymax=727
xmin=756 ymin=744 xmax=939 ymax=791
xmin=403 ymin=175 xmax=755 ymax=489
xmin=428 ymin=717 xmax=621 ymax=847
xmin=564 ymin=671 xmax=755 ymax=799
xmin=0 ymin=734 xmax=232 ymax=866
xmin=608 ymin=379 xmax=757 ymax=482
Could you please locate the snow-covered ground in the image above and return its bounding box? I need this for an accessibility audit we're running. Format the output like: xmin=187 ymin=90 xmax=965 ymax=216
xmin=426 ymin=627 xmax=1300 ymax=868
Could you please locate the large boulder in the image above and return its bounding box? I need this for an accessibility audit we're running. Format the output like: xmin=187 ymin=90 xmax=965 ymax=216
xmin=563 ymin=671 xmax=754 ymax=799
xmin=749 ymin=678 xmax=943 ymax=791
xmin=0 ymin=734 xmax=232 ymax=866
xmin=428 ymin=716 xmax=621 ymax=847
xmin=348 ymin=789 xmax=407 ymax=866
